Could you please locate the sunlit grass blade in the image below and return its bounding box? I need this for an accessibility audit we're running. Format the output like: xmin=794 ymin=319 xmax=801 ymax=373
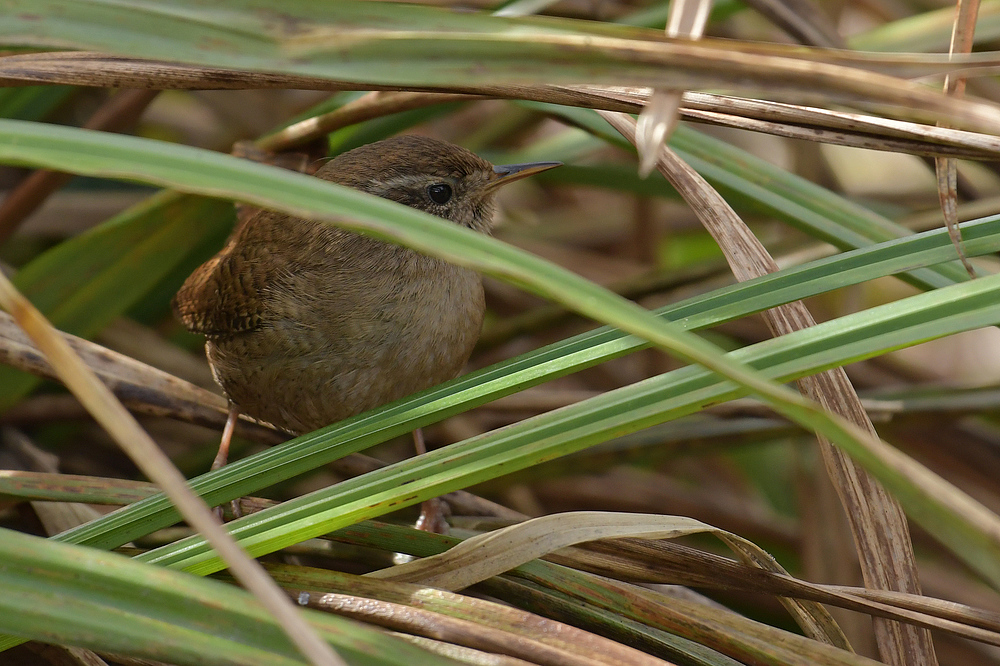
xmin=0 ymin=117 xmax=971 ymax=542
xmin=128 ymin=272 xmax=1000 ymax=590
xmin=55 ymin=213 xmax=1000 ymax=552
xmin=5 ymin=117 xmax=1000 ymax=595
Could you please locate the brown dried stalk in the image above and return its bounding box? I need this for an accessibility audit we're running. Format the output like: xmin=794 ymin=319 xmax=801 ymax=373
xmin=599 ymin=110 xmax=937 ymax=666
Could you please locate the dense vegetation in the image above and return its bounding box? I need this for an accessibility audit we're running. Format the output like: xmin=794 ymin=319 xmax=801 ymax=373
xmin=1 ymin=2 xmax=1000 ymax=665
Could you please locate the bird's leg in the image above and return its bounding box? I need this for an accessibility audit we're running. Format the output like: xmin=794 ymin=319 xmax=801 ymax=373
xmin=211 ymin=404 xmax=242 ymax=521
xmin=212 ymin=404 xmax=240 ymax=472
xmin=412 ymin=428 xmax=449 ymax=534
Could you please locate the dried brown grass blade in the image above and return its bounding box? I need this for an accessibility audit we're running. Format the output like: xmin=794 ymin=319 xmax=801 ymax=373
xmin=598 ymin=110 xmax=938 ymax=666
xmin=936 ymin=159 xmax=976 ymax=277
xmin=11 ymin=464 xmax=999 ymax=654
xmin=248 ymin=81 xmax=1000 ymax=162
xmin=0 ymin=52 xmax=352 ymax=90
xmin=935 ymin=0 xmax=981 ymax=279
xmin=257 ymin=91 xmax=476 ymax=153
xmin=634 ymin=89 xmax=681 ymax=177
xmin=5 ymin=54 xmax=1000 ymax=162
xmin=374 ymin=511 xmax=851 ymax=650
xmin=634 ymin=0 xmax=711 ymax=176
xmin=0 ymin=314 xmax=520 ymax=521
xmin=0 ymin=310 xmax=282 ymax=441
xmin=0 ymin=428 xmax=101 ymax=535
xmin=265 ymin=561 xmax=675 ymax=666
xmin=6 ymin=45 xmax=1000 ymax=132
xmin=297 ymin=589 xmax=669 ymax=666
xmin=492 ymin=572 xmax=882 ymax=666
xmin=548 ymin=538 xmax=1000 ymax=647
xmin=675 ymin=91 xmax=1000 ymax=159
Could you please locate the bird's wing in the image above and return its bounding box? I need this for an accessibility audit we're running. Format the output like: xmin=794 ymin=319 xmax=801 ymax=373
xmin=173 ymin=209 xmax=367 ymax=338
xmin=172 ymin=247 xmax=272 ymax=337
xmin=172 ymin=211 xmax=280 ymax=337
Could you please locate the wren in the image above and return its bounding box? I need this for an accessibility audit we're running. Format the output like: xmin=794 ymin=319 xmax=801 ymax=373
xmin=174 ymin=135 xmax=559 ymax=455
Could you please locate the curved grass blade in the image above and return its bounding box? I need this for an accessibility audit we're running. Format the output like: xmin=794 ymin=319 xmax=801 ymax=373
xmin=55 ymin=213 xmax=1000 ymax=552
xmin=374 ymin=511 xmax=849 ymax=648
xmin=129 ymin=272 xmax=1000 ymax=591
xmin=506 ymin=562 xmax=880 ymax=666
xmin=0 ymin=118 xmax=964 ymax=542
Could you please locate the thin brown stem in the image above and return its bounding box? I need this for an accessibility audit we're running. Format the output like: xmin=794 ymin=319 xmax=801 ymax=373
xmin=599 ymin=109 xmax=938 ymax=666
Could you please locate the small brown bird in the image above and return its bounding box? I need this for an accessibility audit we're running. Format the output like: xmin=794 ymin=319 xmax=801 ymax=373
xmin=174 ymin=135 xmax=559 ymax=470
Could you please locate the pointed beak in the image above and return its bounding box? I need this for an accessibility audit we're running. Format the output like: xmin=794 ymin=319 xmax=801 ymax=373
xmin=489 ymin=160 xmax=562 ymax=190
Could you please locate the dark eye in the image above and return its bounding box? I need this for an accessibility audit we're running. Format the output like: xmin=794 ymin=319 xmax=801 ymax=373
xmin=427 ymin=183 xmax=452 ymax=205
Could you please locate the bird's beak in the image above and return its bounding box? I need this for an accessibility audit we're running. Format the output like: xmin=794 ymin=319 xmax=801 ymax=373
xmin=489 ymin=161 xmax=562 ymax=190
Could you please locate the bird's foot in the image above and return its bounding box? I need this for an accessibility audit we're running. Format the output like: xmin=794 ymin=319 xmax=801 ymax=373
xmin=415 ymin=497 xmax=450 ymax=534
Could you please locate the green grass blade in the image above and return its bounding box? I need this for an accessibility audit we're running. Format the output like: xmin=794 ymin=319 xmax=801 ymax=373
xmin=0 ymin=85 xmax=74 ymax=120
xmin=0 ymin=118 xmax=955 ymax=507
xmin=56 ymin=213 xmax=1000 ymax=552
xmin=0 ymin=527 xmax=459 ymax=664
xmin=3 ymin=119 xmax=1000 ymax=586
xmin=129 ymin=271 xmax=1000 ymax=589
xmin=850 ymin=0 xmax=1000 ymax=52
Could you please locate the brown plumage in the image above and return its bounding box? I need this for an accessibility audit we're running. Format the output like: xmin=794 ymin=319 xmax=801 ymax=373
xmin=174 ymin=135 xmax=558 ymax=434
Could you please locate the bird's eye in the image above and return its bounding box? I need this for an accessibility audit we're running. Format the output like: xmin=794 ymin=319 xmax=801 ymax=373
xmin=427 ymin=183 xmax=452 ymax=205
